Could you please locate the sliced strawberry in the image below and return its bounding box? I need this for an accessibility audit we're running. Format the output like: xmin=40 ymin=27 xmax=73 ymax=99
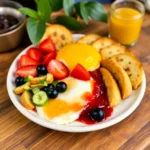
xmin=42 ymin=51 xmax=56 ymax=65
xmin=16 ymin=65 xmax=38 ymax=77
xmin=39 ymin=38 xmax=56 ymax=53
xmin=70 ymin=64 xmax=90 ymax=81
xmin=27 ymin=47 xmax=44 ymax=62
xmin=19 ymin=55 xmax=39 ymax=67
xmin=47 ymin=60 xmax=69 ymax=80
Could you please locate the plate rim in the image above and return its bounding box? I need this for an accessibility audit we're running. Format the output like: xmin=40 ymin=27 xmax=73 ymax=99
xmin=7 ymin=34 xmax=146 ymax=132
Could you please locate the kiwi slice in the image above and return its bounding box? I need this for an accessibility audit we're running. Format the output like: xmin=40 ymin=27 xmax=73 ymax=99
xmin=32 ymin=91 xmax=48 ymax=106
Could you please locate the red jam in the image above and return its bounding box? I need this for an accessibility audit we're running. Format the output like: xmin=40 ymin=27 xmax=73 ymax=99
xmin=77 ymin=69 xmax=113 ymax=125
xmin=32 ymin=107 xmax=37 ymax=112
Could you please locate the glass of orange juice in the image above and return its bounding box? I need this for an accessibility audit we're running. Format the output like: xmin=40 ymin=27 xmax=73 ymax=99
xmin=109 ymin=0 xmax=145 ymax=46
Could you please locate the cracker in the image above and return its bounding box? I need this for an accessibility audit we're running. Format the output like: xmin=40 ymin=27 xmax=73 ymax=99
xmin=40 ymin=24 xmax=73 ymax=51
xmin=100 ymin=68 xmax=121 ymax=107
xmin=100 ymin=45 xmax=127 ymax=59
xmin=111 ymin=53 xmax=143 ymax=89
xmin=101 ymin=59 xmax=132 ymax=99
xmin=76 ymin=34 xmax=101 ymax=44
xmin=91 ymin=37 xmax=118 ymax=51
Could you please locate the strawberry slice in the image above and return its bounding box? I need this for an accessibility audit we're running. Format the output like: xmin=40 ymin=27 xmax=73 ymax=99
xmin=42 ymin=51 xmax=56 ymax=65
xmin=16 ymin=65 xmax=38 ymax=77
xmin=27 ymin=47 xmax=44 ymax=62
xmin=47 ymin=60 xmax=69 ymax=80
xmin=39 ymin=38 xmax=56 ymax=53
xmin=19 ymin=55 xmax=39 ymax=67
xmin=70 ymin=64 xmax=90 ymax=81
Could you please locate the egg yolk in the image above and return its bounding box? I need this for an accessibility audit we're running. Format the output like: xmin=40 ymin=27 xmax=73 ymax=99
xmin=43 ymin=99 xmax=83 ymax=118
xmin=56 ymin=43 xmax=101 ymax=71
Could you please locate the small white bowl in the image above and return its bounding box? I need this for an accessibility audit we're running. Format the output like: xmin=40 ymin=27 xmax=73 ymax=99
xmin=7 ymin=34 xmax=146 ymax=132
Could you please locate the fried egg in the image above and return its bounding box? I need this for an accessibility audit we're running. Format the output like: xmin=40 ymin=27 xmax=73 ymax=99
xmin=36 ymin=77 xmax=93 ymax=125
xmin=56 ymin=43 xmax=101 ymax=71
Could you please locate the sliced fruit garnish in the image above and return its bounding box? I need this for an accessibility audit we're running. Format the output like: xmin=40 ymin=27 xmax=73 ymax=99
xmin=47 ymin=59 xmax=69 ymax=80
xmin=16 ymin=65 xmax=38 ymax=77
xmin=24 ymin=85 xmax=32 ymax=91
xmin=52 ymin=80 xmax=58 ymax=86
xmin=70 ymin=64 xmax=90 ymax=81
xmin=30 ymin=75 xmax=47 ymax=84
xmin=19 ymin=55 xmax=39 ymax=67
xmin=21 ymin=90 xmax=35 ymax=110
xmin=32 ymin=87 xmax=40 ymax=95
xmin=39 ymin=80 xmax=48 ymax=86
xmin=14 ymin=82 xmax=30 ymax=95
xmin=39 ymin=38 xmax=56 ymax=53
xmin=27 ymin=47 xmax=44 ymax=62
xmin=42 ymin=51 xmax=56 ymax=65
xmin=46 ymin=73 xmax=54 ymax=84
xmin=32 ymin=91 xmax=48 ymax=106
xmin=30 ymin=84 xmax=45 ymax=89
xmin=24 ymin=75 xmax=33 ymax=82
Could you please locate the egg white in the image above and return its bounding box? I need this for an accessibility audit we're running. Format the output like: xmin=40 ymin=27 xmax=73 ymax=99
xmin=36 ymin=77 xmax=93 ymax=125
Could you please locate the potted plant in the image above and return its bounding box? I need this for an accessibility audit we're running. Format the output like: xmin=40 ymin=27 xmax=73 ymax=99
xmin=19 ymin=0 xmax=108 ymax=44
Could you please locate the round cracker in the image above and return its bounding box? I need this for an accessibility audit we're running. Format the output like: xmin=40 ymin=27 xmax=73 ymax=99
xmin=100 ymin=45 xmax=127 ymax=60
xmin=76 ymin=34 xmax=101 ymax=45
xmin=92 ymin=37 xmax=118 ymax=51
xmin=101 ymin=59 xmax=132 ymax=99
xmin=111 ymin=53 xmax=143 ymax=90
xmin=100 ymin=67 xmax=121 ymax=107
xmin=40 ymin=24 xmax=73 ymax=51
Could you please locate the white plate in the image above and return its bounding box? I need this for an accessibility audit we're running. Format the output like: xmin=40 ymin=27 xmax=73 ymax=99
xmin=7 ymin=34 xmax=146 ymax=132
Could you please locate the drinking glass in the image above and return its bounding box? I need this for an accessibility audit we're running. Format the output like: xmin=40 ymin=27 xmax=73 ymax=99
xmin=109 ymin=0 xmax=145 ymax=46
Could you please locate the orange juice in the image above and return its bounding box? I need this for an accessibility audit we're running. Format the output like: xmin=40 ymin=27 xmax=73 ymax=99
xmin=110 ymin=8 xmax=144 ymax=45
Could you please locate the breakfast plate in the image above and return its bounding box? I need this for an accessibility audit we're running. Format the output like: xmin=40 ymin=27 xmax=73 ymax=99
xmin=7 ymin=34 xmax=146 ymax=132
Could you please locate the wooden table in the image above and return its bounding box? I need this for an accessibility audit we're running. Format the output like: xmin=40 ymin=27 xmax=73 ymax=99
xmin=0 ymin=6 xmax=150 ymax=150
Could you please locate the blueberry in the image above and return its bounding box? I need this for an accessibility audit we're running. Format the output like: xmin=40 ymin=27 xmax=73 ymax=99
xmin=56 ymin=82 xmax=67 ymax=93
xmin=47 ymin=84 xmax=55 ymax=90
xmin=90 ymin=108 xmax=105 ymax=121
xmin=36 ymin=64 xmax=47 ymax=75
xmin=15 ymin=76 xmax=25 ymax=87
xmin=46 ymin=88 xmax=58 ymax=99
xmin=42 ymin=87 xmax=48 ymax=92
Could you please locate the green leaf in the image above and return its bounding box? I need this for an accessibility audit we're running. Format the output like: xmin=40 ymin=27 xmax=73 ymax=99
xmin=56 ymin=16 xmax=84 ymax=30
xmin=48 ymin=0 xmax=63 ymax=11
xmin=75 ymin=2 xmax=89 ymax=24
xmin=74 ymin=2 xmax=82 ymax=18
xmin=85 ymin=1 xmax=108 ymax=23
xmin=63 ymin=0 xmax=74 ymax=16
xmin=19 ymin=8 xmax=39 ymax=19
xmin=38 ymin=0 xmax=52 ymax=21
xmin=27 ymin=18 xmax=46 ymax=44
xmin=35 ymin=0 xmax=39 ymax=5
xmin=80 ymin=2 xmax=89 ymax=24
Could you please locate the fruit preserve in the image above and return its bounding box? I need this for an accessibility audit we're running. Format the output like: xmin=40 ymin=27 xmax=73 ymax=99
xmin=0 ymin=15 xmax=18 ymax=33
xmin=77 ymin=69 xmax=113 ymax=125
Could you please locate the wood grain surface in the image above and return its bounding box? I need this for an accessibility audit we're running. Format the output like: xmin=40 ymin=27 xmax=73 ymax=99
xmin=0 ymin=6 xmax=150 ymax=150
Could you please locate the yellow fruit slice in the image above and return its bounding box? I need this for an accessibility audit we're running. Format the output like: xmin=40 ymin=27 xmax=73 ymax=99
xmin=46 ymin=73 xmax=53 ymax=84
xmin=14 ymin=82 xmax=30 ymax=95
xmin=30 ymin=84 xmax=44 ymax=89
xmin=21 ymin=90 xmax=34 ymax=110
xmin=30 ymin=76 xmax=47 ymax=84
